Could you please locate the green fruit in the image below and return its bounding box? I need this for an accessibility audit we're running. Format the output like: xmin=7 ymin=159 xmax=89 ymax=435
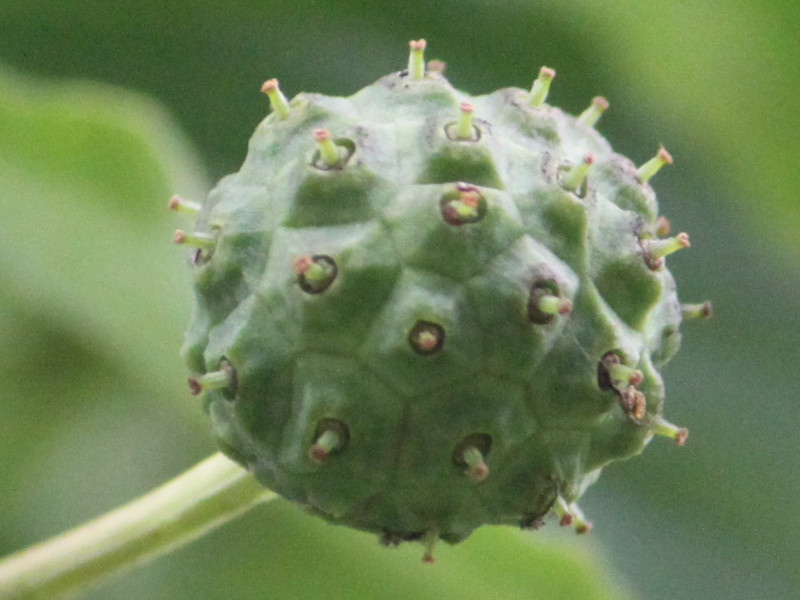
xmin=172 ymin=40 xmax=707 ymax=560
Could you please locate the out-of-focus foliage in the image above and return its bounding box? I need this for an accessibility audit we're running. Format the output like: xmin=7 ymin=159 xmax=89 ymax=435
xmin=0 ymin=1 xmax=798 ymax=599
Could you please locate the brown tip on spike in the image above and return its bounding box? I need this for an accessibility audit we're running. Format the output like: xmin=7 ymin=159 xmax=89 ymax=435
xmin=658 ymin=147 xmax=674 ymax=165
xmin=575 ymin=521 xmax=593 ymax=534
xmin=313 ymin=128 xmax=331 ymax=142
xmin=308 ymin=444 xmax=330 ymax=462
xmin=293 ymin=255 xmax=313 ymax=275
xmin=187 ymin=378 xmax=202 ymax=395
xmin=459 ymin=101 xmax=474 ymax=113
xmin=540 ymin=66 xmax=556 ymax=78
xmin=173 ymin=229 xmax=187 ymax=244
xmin=593 ymin=96 xmax=610 ymax=110
xmin=559 ymin=513 xmax=574 ymax=527
xmin=675 ymin=428 xmax=689 ymax=446
xmin=421 ymin=529 xmax=437 ymax=564
xmin=655 ymin=216 xmax=671 ymax=236
xmin=676 ymin=232 xmax=691 ymax=248
xmin=260 ymin=78 xmax=278 ymax=93
xmin=427 ymin=59 xmax=446 ymax=73
xmin=409 ymin=39 xmax=427 ymax=50
xmin=168 ymin=195 xmax=181 ymax=210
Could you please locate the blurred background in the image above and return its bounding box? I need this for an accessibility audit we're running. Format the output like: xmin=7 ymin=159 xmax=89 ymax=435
xmin=1 ymin=1 xmax=798 ymax=599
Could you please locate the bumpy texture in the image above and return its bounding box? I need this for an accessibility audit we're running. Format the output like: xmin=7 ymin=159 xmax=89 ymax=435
xmin=174 ymin=42 xmax=701 ymax=557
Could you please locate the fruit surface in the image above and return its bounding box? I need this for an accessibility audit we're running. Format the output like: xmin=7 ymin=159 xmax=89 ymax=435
xmin=173 ymin=40 xmax=702 ymax=558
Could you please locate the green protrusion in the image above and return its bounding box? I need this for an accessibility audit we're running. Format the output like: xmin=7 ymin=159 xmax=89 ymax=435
xmin=294 ymin=255 xmax=337 ymax=294
xmin=681 ymin=300 xmax=713 ymax=319
xmin=607 ymin=362 xmax=644 ymax=387
xmin=173 ymin=229 xmax=216 ymax=249
xmin=188 ymin=369 xmax=231 ymax=396
xmin=552 ymin=496 xmax=574 ymax=527
xmin=168 ymin=195 xmax=201 ymax=215
xmin=568 ymin=502 xmax=592 ymax=534
xmin=638 ymin=147 xmax=673 ymax=183
xmin=454 ymin=102 xmax=477 ymax=141
xmin=260 ymin=78 xmax=290 ymax=119
xmin=644 ymin=232 xmax=691 ymax=259
xmin=421 ymin=529 xmax=438 ymax=563
xmin=309 ymin=428 xmax=342 ymax=463
xmin=561 ymin=153 xmax=595 ymax=192
xmin=529 ymin=66 xmax=556 ymax=107
xmin=654 ymin=215 xmax=671 ymax=237
xmin=313 ymin=129 xmax=346 ymax=168
xmin=534 ymin=293 xmax=572 ymax=317
xmin=577 ymin=96 xmax=609 ymax=128
xmin=407 ymin=39 xmax=427 ymax=81
xmin=652 ymin=416 xmax=689 ymax=445
xmin=460 ymin=446 xmax=490 ymax=482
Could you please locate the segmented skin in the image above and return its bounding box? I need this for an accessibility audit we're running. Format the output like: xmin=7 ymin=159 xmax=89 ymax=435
xmin=179 ymin=63 xmax=688 ymax=546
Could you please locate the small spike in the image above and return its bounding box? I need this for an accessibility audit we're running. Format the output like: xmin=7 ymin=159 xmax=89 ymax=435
xmin=638 ymin=147 xmax=674 ymax=183
xmin=453 ymin=102 xmax=478 ymax=141
xmin=441 ymin=184 xmax=485 ymax=225
xmin=188 ymin=361 xmax=236 ymax=396
xmin=681 ymin=300 xmax=713 ymax=319
xmin=529 ymin=66 xmax=556 ymax=107
xmin=460 ymin=446 xmax=490 ymax=482
xmin=535 ymin=293 xmax=573 ymax=317
xmin=643 ymin=232 xmax=691 ymax=260
xmin=607 ymin=362 xmax=644 ymax=387
xmin=654 ymin=215 xmax=671 ymax=237
xmin=553 ymin=496 xmax=574 ymax=527
xmin=421 ymin=529 xmax=438 ymax=563
xmin=578 ymin=96 xmax=609 ymax=128
xmin=294 ymin=254 xmax=337 ymax=294
xmin=529 ymin=281 xmax=570 ymax=324
xmin=309 ymin=429 xmax=343 ymax=463
xmin=561 ymin=152 xmax=595 ymax=193
xmin=652 ymin=416 xmax=689 ymax=445
xmin=260 ymin=78 xmax=290 ymax=119
xmin=173 ymin=229 xmax=216 ymax=249
xmin=313 ymin=129 xmax=348 ymax=168
xmin=619 ymin=385 xmax=647 ymax=422
xmin=168 ymin=194 xmax=201 ymax=215
xmin=427 ymin=59 xmax=446 ymax=74
xmin=568 ymin=502 xmax=593 ymax=534
xmin=408 ymin=321 xmax=445 ymax=354
xmin=407 ymin=39 xmax=427 ymax=81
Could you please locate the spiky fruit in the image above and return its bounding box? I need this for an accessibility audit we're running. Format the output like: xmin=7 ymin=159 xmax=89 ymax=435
xmin=173 ymin=41 xmax=708 ymax=559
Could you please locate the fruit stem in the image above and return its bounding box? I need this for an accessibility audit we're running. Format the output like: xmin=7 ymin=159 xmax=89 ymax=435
xmin=0 ymin=453 xmax=275 ymax=600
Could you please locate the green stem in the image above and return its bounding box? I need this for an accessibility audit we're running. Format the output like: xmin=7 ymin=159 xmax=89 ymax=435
xmin=0 ymin=453 xmax=275 ymax=600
